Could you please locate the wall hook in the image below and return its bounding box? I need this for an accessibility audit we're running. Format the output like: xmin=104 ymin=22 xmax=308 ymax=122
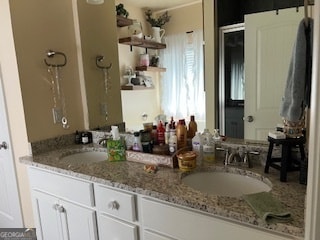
xmin=96 ymin=55 xmax=112 ymax=70
xmin=44 ymin=50 xmax=67 ymax=67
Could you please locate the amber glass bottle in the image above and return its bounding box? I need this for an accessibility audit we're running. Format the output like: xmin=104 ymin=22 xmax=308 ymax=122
xmin=176 ymin=119 xmax=187 ymax=149
xmin=187 ymin=115 xmax=197 ymax=139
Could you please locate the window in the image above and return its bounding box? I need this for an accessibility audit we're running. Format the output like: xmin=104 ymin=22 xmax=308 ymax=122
xmin=160 ymin=29 xmax=205 ymax=123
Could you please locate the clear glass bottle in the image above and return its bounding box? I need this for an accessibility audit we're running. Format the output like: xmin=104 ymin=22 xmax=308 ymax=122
xmin=202 ymin=129 xmax=215 ymax=162
xmin=201 ymin=128 xmax=212 ymax=145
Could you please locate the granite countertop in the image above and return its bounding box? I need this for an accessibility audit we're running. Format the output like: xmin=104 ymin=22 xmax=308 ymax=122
xmin=20 ymin=144 xmax=306 ymax=239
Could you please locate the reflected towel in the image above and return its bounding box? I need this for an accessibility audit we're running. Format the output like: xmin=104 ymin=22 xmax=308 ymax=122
xmin=243 ymin=191 xmax=291 ymax=223
xmin=280 ymin=18 xmax=313 ymax=122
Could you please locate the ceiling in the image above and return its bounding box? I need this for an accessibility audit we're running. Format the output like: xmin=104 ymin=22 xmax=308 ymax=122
xmin=122 ymin=0 xmax=201 ymax=11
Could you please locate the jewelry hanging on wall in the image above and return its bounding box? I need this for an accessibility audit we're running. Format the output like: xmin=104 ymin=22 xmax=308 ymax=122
xmin=45 ymin=50 xmax=69 ymax=129
xmin=96 ymin=55 xmax=112 ymax=121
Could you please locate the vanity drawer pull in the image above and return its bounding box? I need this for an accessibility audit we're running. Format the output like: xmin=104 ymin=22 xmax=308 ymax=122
xmin=108 ymin=201 xmax=120 ymax=210
xmin=95 ymin=184 xmax=136 ymax=222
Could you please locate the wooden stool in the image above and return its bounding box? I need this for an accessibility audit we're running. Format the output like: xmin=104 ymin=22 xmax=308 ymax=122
xmin=264 ymin=136 xmax=305 ymax=182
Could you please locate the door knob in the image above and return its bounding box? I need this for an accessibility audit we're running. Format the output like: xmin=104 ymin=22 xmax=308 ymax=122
xmin=243 ymin=116 xmax=254 ymax=122
xmin=0 ymin=141 xmax=8 ymax=150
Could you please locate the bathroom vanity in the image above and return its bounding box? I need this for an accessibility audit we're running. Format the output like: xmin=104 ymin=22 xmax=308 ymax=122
xmin=21 ymin=142 xmax=305 ymax=240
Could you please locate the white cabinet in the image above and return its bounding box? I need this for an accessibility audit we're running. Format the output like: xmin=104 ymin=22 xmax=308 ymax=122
xmin=140 ymin=197 xmax=293 ymax=240
xmin=94 ymin=184 xmax=139 ymax=240
xmin=27 ymin=166 xmax=296 ymax=240
xmin=28 ymin=168 xmax=98 ymax=240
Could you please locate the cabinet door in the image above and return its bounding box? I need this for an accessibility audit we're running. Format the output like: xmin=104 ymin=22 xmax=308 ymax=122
xmin=31 ymin=191 xmax=64 ymax=240
xmin=61 ymin=200 xmax=98 ymax=240
xmin=32 ymin=190 xmax=98 ymax=240
xmin=97 ymin=213 xmax=138 ymax=240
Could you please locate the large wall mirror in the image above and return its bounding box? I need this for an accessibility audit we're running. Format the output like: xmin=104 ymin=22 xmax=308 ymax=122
xmin=217 ymin=0 xmax=311 ymax=141
xmin=77 ymin=0 xmax=312 ymax=141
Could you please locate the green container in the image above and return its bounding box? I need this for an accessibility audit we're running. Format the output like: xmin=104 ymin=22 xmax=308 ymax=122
xmin=107 ymin=139 xmax=126 ymax=162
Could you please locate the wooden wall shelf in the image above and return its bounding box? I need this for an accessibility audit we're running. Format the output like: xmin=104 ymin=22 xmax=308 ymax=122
xmin=116 ymin=15 xmax=133 ymax=27
xmin=135 ymin=66 xmax=166 ymax=72
xmin=119 ymin=37 xmax=166 ymax=50
xmin=121 ymin=85 xmax=155 ymax=90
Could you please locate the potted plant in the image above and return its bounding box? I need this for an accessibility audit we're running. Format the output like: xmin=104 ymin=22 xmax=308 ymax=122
xmin=145 ymin=10 xmax=171 ymax=28
xmin=116 ymin=3 xmax=129 ymax=18
xmin=145 ymin=10 xmax=171 ymax=43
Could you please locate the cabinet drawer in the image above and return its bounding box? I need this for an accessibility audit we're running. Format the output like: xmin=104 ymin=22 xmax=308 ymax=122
xmin=28 ymin=167 xmax=94 ymax=207
xmin=95 ymin=184 xmax=136 ymax=222
xmin=144 ymin=230 xmax=176 ymax=240
xmin=141 ymin=198 xmax=292 ymax=240
xmin=97 ymin=214 xmax=138 ymax=240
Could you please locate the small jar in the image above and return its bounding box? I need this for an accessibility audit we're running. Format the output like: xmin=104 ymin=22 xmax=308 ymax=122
xmin=81 ymin=132 xmax=89 ymax=144
xmin=139 ymin=54 xmax=150 ymax=66
xmin=177 ymin=151 xmax=197 ymax=171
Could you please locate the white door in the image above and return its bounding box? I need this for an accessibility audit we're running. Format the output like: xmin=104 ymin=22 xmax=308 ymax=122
xmin=244 ymin=8 xmax=303 ymax=140
xmin=0 ymin=65 xmax=23 ymax=227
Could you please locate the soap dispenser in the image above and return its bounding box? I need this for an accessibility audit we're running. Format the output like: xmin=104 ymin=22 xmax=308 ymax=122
xmin=132 ymin=132 xmax=142 ymax=152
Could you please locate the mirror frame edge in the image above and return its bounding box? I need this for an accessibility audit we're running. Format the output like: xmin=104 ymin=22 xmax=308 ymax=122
xmin=203 ymin=0 xmax=216 ymax=131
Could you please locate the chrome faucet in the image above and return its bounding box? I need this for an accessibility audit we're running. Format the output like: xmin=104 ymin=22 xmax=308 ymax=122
xmin=227 ymin=151 xmax=242 ymax=165
xmin=226 ymin=148 xmax=258 ymax=168
xmin=98 ymin=136 xmax=112 ymax=146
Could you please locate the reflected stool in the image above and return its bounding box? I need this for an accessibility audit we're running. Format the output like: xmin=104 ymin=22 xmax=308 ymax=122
xmin=264 ymin=136 xmax=305 ymax=182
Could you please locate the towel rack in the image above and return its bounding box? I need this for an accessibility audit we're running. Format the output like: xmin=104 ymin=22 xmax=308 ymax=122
xmin=44 ymin=50 xmax=67 ymax=67
xmin=96 ymin=55 xmax=112 ymax=70
xmin=304 ymin=0 xmax=309 ymax=27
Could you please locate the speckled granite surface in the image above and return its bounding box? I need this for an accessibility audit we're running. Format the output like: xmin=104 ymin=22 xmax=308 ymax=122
xmin=21 ymin=143 xmax=306 ymax=239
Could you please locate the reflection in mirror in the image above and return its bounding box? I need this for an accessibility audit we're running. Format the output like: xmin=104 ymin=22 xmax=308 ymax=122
xmin=116 ymin=0 xmax=204 ymax=131
xmin=219 ymin=24 xmax=245 ymax=139
xmin=217 ymin=1 xmax=308 ymax=141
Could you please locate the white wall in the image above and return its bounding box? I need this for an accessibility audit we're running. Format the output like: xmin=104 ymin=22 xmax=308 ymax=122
xmin=0 ymin=0 xmax=34 ymax=227
xmin=116 ymin=0 xmax=162 ymax=131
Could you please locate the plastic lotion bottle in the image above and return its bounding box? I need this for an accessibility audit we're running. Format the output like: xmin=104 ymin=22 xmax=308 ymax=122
xmin=202 ymin=129 xmax=215 ymax=162
xmin=192 ymin=132 xmax=203 ymax=162
xmin=168 ymin=129 xmax=177 ymax=154
xmin=165 ymin=123 xmax=170 ymax=145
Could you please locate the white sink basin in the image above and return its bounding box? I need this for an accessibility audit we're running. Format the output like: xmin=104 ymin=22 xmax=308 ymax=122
xmin=182 ymin=171 xmax=271 ymax=197
xmin=61 ymin=151 xmax=107 ymax=164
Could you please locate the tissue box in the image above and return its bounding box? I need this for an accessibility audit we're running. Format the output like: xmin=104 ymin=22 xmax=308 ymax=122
xmin=107 ymin=139 xmax=126 ymax=161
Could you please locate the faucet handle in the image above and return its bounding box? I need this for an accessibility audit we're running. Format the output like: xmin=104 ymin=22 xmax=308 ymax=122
xmin=216 ymin=147 xmax=230 ymax=165
xmin=249 ymin=151 xmax=260 ymax=155
xmin=242 ymin=151 xmax=259 ymax=168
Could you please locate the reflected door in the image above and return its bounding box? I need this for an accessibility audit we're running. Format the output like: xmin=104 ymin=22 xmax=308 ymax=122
xmin=244 ymin=7 xmax=303 ymax=140
xmin=219 ymin=24 xmax=245 ymax=139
